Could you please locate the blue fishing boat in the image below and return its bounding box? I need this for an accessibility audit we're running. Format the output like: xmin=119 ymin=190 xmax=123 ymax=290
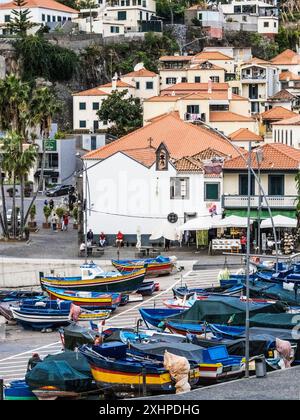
xmin=79 ymin=342 xmax=177 ymax=394
xmin=11 ymin=299 xmax=111 ymax=330
xmin=137 ymin=281 xmax=156 ymax=296
xmin=164 ymin=297 xmax=287 ymax=335
xmin=4 ymin=380 xmax=37 ymax=400
xmin=246 ymin=280 xmax=300 ymax=306
xmin=139 ymin=308 xmax=182 ymax=329
xmin=172 ymin=284 xmax=243 ymax=299
xmin=40 ymin=262 xmax=146 ymax=293
xmin=0 ymin=290 xmax=44 ymax=302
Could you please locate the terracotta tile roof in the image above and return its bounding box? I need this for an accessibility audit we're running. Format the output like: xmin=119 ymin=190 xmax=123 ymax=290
xmin=174 ymin=156 xmax=204 ymax=172
xmin=271 ymin=49 xmax=300 ymax=65
xmin=180 ymin=91 xmax=247 ymax=101
xmin=209 ymin=111 xmax=254 ymax=122
xmin=223 ymin=143 xmax=300 ymax=170
xmin=122 ymin=68 xmax=158 ymax=78
xmin=100 ymin=80 xmax=134 ymax=88
xmin=146 ymin=111 xmax=180 ymax=123
xmin=272 ymin=115 xmax=300 ymax=126
xmin=144 ymin=95 xmax=183 ymax=102
xmin=192 ymin=148 xmax=228 ymax=160
xmin=73 ymin=87 xmax=108 ymax=96
xmin=228 ymin=128 xmax=263 ymax=142
xmin=161 ymin=82 xmax=228 ymax=95
xmin=122 ymin=148 xmax=156 ymax=167
xmin=194 ymin=51 xmax=233 ymax=61
xmin=260 ymin=106 xmax=298 ymax=120
xmin=159 ymin=56 xmax=194 ymax=62
xmin=269 ymin=89 xmax=296 ymax=101
xmin=0 ymin=0 xmax=78 ymax=12
xmin=83 ymin=112 xmax=238 ymax=162
xmin=279 ymin=70 xmax=300 ymax=81
xmin=244 ymin=57 xmax=271 ymax=65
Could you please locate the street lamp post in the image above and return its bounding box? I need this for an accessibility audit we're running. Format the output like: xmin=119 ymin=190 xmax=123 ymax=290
xmin=245 ymin=140 xmax=251 ymax=378
xmin=255 ymin=148 xmax=263 ymax=254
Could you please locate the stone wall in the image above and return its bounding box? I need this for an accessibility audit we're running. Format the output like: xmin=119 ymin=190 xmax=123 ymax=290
xmin=165 ymin=24 xmax=187 ymax=51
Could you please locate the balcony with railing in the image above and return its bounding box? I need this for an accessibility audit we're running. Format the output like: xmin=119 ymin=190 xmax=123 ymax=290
xmin=222 ymin=195 xmax=297 ymax=209
xmin=184 ymin=113 xmax=205 ymax=122
xmin=241 ymin=73 xmax=267 ymax=83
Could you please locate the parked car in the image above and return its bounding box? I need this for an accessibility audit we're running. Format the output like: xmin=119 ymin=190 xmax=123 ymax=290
xmin=7 ymin=209 xmax=21 ymax=225
xmin=45 ymin=185 xmax=75 ymax=197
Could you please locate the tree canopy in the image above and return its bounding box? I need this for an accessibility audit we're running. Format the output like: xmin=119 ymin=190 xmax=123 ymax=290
xmin=8 ymin=0 xmax=36 ymax=35
xmin=97 ymin=90 xmax=143 ymax=138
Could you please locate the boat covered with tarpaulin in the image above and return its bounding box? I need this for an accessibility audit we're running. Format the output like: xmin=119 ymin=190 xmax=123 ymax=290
xmin=139 ymin=308 xmax=182 ymax=329
xmin=111 ymin=255 xmax=176 ymax=277
xmin=246 ymin=280 xmax=300 ymax=306
xmin=40 ymin=263 xmax=146 ymax=293
xmin=25 ymin=351 xmax=96 ymax=400
xmin=164 ymin=297 xmax=287 ymax=334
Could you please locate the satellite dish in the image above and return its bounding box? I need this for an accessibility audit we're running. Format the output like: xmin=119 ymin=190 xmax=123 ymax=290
xmin=134 ymin=62 xmax=145 ymax=72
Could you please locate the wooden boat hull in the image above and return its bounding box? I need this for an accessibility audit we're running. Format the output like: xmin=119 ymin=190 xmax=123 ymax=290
xmin=139 ymin=308 xmax=182 ymax=329
xmin=40 ymin=268 xmax=146 ymax=293
xmin=111 ymin=260 xmax=174 ymax=278
xmin=44 ymin=286 xmax=121 ymax=310
xmin=4 ymin=380 xmax=37 ymax=400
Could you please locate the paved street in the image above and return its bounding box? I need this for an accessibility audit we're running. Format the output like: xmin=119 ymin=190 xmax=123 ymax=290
xmin=0 ymin=266 xmax=221 ymax=383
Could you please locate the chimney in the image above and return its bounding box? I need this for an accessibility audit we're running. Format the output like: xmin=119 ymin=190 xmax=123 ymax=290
xmin=228 ymin=86 xmax=232 ymax=100
xmin=208 ymin=78 xmax=212 ymax=94
xmin=112 ymin=72 xmax=118 ymax=91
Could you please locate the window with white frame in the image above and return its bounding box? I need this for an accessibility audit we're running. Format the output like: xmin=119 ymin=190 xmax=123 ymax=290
xmin=166 ymin=77 xmax=177 ymax=85
xmin=170 ymin=177 xmax=190 ymax=199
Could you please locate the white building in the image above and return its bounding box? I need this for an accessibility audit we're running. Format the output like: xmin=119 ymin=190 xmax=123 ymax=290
xmin=221 ymin=0 xmax=279 ymax=36
xmin=0 ymin=0 xmax=78 ymax=34
xmin=239 ymin=62 xmax=279 ymax=114
xmin=75 ymin=0 xmax=161 ymax=37
xmin=82 ymin=112 xmax=238 ymax=243
xmin=272 ymin=115 xmax=300 ymax=149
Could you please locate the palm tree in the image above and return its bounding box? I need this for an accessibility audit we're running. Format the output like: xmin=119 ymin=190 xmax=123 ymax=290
xmin=0 ymin=75 xmax=31 ymax=237
xmin=24 ymin=87 xmax=62 ymax=226
xmin=1 ymin=131 xmax=37 ymax=238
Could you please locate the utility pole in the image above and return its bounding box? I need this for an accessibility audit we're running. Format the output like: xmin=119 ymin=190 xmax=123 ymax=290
xmin=245 ymin=140 xmax=252 ymax=378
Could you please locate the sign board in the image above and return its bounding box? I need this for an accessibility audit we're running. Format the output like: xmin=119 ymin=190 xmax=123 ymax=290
xmin=44 ymin=139 xmax=57 ymax=152
xmin=212 ymin=239 xmax=241 ymax=251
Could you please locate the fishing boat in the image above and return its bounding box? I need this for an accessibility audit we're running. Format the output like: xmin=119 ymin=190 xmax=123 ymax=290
xmin=25 ymin=352 xmax=97 ymax=400
xmin=43 ymin=286 xmax=122 ymax=310
xmin=0 ymin=290 xmax=44 ymax=302
xmin=131 ymin=342 xmax=244 ymax=384
xmin=164 ymin=297 xmax=287 ymax=335
xmin=4 ymin=380 xmax=37 ymax=400
xmin=39 ymin=262 xmax=146 ymax=293
xmin=11 ymin=299 xmax=111 ymax=330
xmin=79 ymin=342 xmax=177 ymax=395
xmin=246 ymin=280 xmax=300 ymax=306
xmin=139 ymin=308 xmax=182 ymax=329
xmin=111 ymin=256 xmax=177 ymax=278
xmin=137 ymin=281 xmax=156 ymax=296
xmin=172 ymin=284 xmax=243 ymax=299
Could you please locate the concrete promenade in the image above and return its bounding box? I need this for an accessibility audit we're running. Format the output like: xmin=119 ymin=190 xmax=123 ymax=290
xmin=138 ymin=366 xmax=300 ymax=400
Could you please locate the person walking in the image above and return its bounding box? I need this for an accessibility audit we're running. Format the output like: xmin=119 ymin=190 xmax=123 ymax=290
xmin=87 ymin=229 xmax=94 ymax=243
xmin=49 ymin=199 xmax=54 ymax=211
xmin=240 ymin=235 xmax=247 ymax=254
xmin=62 ymin=213 xmax=69 ymax=231
xmin=51 ymin=213 xmax=58 ymax=232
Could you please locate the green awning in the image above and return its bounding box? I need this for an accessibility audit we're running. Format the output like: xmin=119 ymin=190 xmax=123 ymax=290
xmin=224 ymin=209 xmax=296 ymax=219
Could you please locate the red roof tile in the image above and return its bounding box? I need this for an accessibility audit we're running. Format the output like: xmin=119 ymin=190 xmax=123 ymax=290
xmin=279 ymin=71 xmax=300 ymax=81
xmin=229 ymin=128 xmax=263 ymax=142
xmin=83 ymin=112 xmax=238 ymax=162
xmin=122 ymin=68 xmax=158 ymax=78
xmin=271 ymin=49 xmax=300 ymax=65
xmin=73 ymin=87 xmax=108 ymax=96
xmin=260 ymin=106 xmax=298 ymax=120
xmin=223 ymin=143 xmax=300 ymax=170
xmin=194 ymin=51 xmax=233 ymax=61
xmin=0 ymin=0 xmax=78 ymax=12
xmin=209 ymin=111 xmax=254 ymax=122
xmin=272 ymin=115 xmax=300 ymax=126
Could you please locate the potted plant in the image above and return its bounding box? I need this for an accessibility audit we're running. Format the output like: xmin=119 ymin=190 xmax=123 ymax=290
xmin=24 ymin=181 xmax=33 ymax=197
xmin=72 ymin=206 xmax=78 ymax=229
xmin=28 ymin=204 xmax=37 ymax=230
xmin=7 ymin=187 xmax=18 ymax=198
xmin=43 ymin=205 xmax=51 ymax=228
xmin=55 ymin=207 xmax=64 ymax=230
